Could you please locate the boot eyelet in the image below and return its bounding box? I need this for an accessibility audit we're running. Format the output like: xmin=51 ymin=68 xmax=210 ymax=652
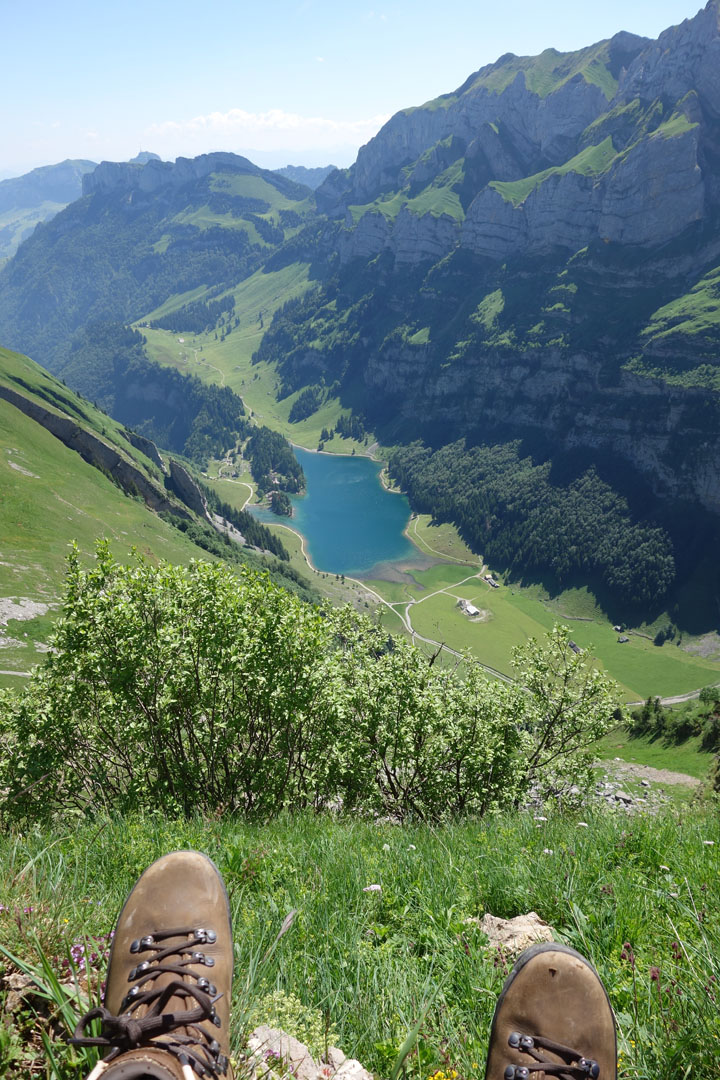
xmin=204 ymin=956 xmax=215 ymax=967
xmin=206 ymin=929 xmax=217 ymax=944
xmin=209 ymin=984 xmax=217 ymax=996
xmin=192 ymin=952 xmax=205 ymax=962
xmin=198 ymin=977 xmax=210 ymax=992
xmin=141 ymin=935 xmax=155 ymax=948
xmin=130 ymin=940 xmax=141 ymax=954
xmin=508 ymin=1033 xmax=521 ymax=1049
xmin=519 ymin=1036 xmax=534 ymax=1051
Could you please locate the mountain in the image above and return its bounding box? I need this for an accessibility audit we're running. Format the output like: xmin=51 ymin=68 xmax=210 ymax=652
xmin=2 ymin=6 xmax=720 ymax=620
xmin=0 ymin=158 xmax=97 ymax=259
xmin=249 ymin=2 xmax=720 ymax=611
xmin=274 ymin=164 xmax=338 ymax=190
xmin=0 ymin=151 xmax=316 ymax=381
xmin=0 ymin=154 xmax=163 ymax=261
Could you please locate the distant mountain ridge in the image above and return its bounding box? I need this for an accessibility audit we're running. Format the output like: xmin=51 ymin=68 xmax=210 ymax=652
xmin=273 ymin=164 xmax=337 ymax=190
xmin=0 ymin=153 xmax=162 ymax=259
xmin=0 ymin=151 xmax=316 ymax=375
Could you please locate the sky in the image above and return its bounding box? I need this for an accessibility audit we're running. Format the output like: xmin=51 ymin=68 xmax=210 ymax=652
xmin=0 ymin=0 xmax=708 ymax=178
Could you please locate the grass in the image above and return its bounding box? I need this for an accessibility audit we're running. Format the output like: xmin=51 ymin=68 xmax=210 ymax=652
xmin=364 ymin=559 xmax=720 ymax=702
xmin=1 ymin=808 xmax=719 ymax=1079
xmin=633 ymin=265 xmax=720 ymax=383
xmin=140 ymin=262 xmax=368 ymax=453
xmin=0 ymin=391 xmax=225 ymax=689
xmin=595 ymin=729 xmax=710 ymax=781
xmin=461 ymin=41 xmax=618 ymax=100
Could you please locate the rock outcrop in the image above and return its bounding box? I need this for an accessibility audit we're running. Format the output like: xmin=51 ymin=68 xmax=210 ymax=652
xmin=168 ymin=460 xmax=209 ymax=520
xmin=316 ymin=3 xmax=719 ymax=266
xmin=82 ymin=152 xmax=262 ymax=198
xmin=0 ymin=384 xmax=192 ymax=520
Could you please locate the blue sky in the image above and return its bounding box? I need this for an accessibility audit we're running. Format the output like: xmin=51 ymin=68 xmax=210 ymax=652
xmin=1 ymin=0 xmax=707 ymax=176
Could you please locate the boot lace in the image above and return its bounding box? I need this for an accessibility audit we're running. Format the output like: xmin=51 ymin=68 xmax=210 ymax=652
xmin=503 ymin=1030 xmax=601 ymax=1080
xmin=71 ymin=926 xmax=229 ymax=1079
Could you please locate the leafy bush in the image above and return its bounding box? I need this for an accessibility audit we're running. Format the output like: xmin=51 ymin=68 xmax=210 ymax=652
xmin=0 ymin=545 xmax=620 ymax=825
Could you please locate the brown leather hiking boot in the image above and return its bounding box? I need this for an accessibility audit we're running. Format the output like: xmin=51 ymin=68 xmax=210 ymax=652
xmin=484 ymin=942 xmax=616 ymax=1080
xmin=71 ymin=851 xmax=233 ymax=1080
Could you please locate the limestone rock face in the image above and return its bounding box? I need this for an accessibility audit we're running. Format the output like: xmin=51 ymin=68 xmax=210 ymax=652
xmin=316 ymin=4 xmax=720 ymax=267
xmin=598 ymin=125 xmax=704 ymax=246
xmin=390 ymin=209 xmax=460 ymax=265
xmin=168 ymin=459 xmax=209 ymax=519
xmin=0 ymin=383 xmax=192 ymax=519
xmin=617 ymin=1 xmax=720 ymax=117
xmin=462 ymin=125 xmax=705 ymax=259
xmin=83 ymin=152 xmax=262 ymax=197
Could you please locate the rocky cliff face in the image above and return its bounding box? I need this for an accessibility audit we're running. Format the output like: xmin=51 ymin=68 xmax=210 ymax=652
xmin=0 ymin=383 xmax=193 ymax=519
xmin=82 ymin=152 xmax=261 ymax=197
xmin=362 ymin=337 xmax=720 ymax=514
xmin=318 ymin=2 xmax=719 ymax=266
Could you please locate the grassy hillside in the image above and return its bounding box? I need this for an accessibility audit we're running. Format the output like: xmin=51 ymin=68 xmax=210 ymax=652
xmin=0 ymin=345 xmax=316 ymax=686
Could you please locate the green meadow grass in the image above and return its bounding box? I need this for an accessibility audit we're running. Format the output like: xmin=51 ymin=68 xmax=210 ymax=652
xmin=1 ymin=809 xmax=718 ymax=1079
xmin=595 ymin=729 xmax=710 ymax=781
xmin=0 ymin=399 xmax=219 ymax=687
xmin=490 ymin=137 xmax=617 ymax=207
xmin=365 ymin=561 xmax=720 ymax=702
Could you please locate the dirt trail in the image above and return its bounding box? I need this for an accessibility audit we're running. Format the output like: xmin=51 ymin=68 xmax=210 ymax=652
xmin=608 ymin=760 xmax=701 ymax=788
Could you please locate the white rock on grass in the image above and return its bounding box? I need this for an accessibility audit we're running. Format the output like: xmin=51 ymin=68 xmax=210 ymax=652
xmin=246 ymin=1027 xmax=373 ymax=1080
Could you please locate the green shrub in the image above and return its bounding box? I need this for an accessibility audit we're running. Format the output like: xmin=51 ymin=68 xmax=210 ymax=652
xmin=0 ymin=545 xmax=619 ymax=824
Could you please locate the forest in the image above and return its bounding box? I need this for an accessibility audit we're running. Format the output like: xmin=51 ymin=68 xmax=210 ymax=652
xmin=389 ymin=439 xmax=676 ymax=608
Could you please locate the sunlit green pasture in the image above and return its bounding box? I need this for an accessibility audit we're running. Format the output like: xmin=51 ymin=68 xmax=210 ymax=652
xmin=140 ymin=263 xmax=370 ymax=455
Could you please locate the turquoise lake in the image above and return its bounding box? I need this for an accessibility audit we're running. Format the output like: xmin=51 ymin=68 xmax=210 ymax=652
xmin=250 ymin=446 xmax=416 ymax=576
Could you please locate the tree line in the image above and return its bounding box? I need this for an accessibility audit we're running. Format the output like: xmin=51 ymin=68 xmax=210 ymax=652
xmin=389 ymin=439 xmax=676 ymax=607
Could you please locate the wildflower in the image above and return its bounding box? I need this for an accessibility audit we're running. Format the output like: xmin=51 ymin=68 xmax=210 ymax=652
xmin=382 ymin=843 xmax=391 ymax=852
xmin=542 ymin=848 xmax=554 ymax=855
xmin=703 ymin=840 xmax=714 ymax=846
xmin=659 ymin=865 xmax=670 ymax=871
xmin=363 ymin=884 xmax=382 ymax=893
xmin=577 ymin=822 xmax=589 ymax=828
xmin=408 ymin=844 xmax=417 ymax=850
xmin=535 ymin=815 xmax=548 ymax=822
xmin=620 ymin=943 xmax=636 ymax=968
xmin=650 ymin=966 xmax=661 ymax=982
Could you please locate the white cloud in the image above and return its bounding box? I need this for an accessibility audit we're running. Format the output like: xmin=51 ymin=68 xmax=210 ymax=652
xmin=145 ymin=106 xmax=388 ymax=143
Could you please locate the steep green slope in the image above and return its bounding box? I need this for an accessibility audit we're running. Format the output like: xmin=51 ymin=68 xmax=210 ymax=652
xmin=0 ymin=346 xmax=316 ymax=684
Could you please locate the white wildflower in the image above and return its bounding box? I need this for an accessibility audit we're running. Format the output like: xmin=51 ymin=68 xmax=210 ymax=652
xmin=363 ymin=884 xmax=382 ymax=893
xmin=543 ymin=848 xmax=554 ymax=855
xmin=382 ymin=843 xmax=391 ymax=851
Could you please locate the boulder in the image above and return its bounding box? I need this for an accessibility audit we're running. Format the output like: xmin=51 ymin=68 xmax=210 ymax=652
xmin=471 ymin=911 xmax=555 ymax=954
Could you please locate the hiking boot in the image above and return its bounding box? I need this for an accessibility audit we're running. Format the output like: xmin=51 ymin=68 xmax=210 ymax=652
xmin=484 ymin=942 xmax=616 ymax=1080
xmin=71 ymin=851 xmax=233 ymax=1080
